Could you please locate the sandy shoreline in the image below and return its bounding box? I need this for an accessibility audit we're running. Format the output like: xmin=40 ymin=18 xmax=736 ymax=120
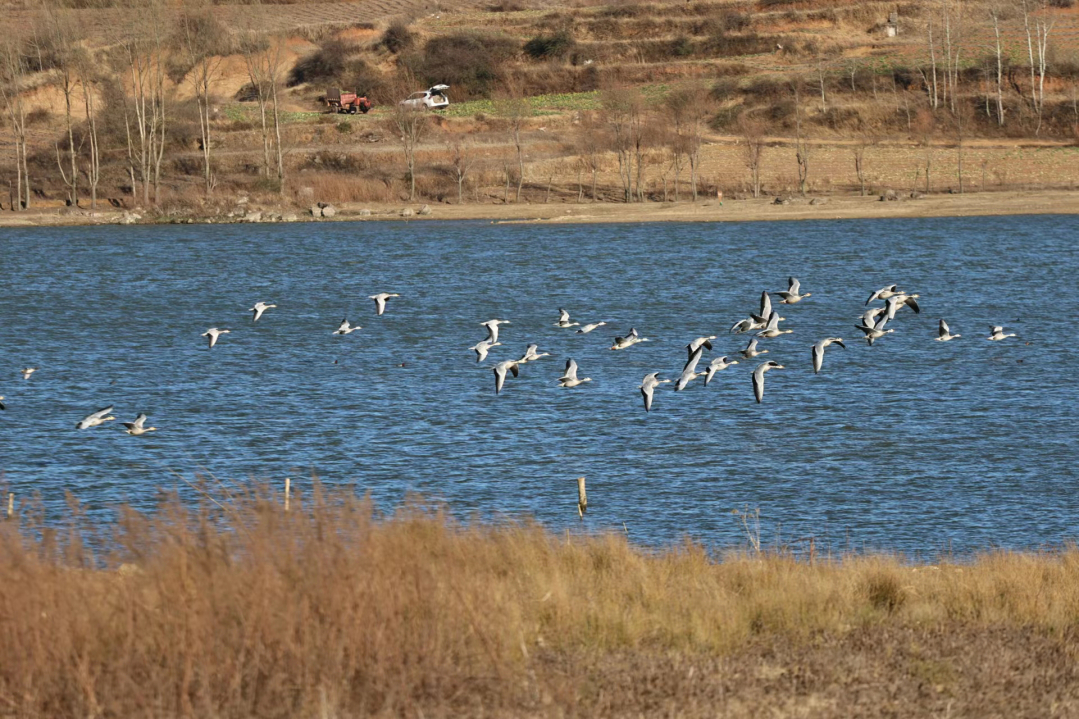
xmin=2 ymin=189 xmax=1078 ymax=228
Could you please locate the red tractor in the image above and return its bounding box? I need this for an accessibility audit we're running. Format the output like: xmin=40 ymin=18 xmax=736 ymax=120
xmin=325 ymin=89 xmax=372 ymax=114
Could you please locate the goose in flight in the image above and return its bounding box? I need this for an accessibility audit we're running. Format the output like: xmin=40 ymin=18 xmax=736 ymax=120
xmin=201 ymin=328 xmax=230 ymax=348
xmin=370 ymin=293 xmax=400 ymax=316
xmin=775 ymin=277 xmax=811 ymax=304
xmin=811 ymin=337 xmax=845 ymax=374
xmin=555 ymin=308 xmax=579 ymax=329
xmin=481 ymin=319 xmax=511 ymax=343
xmin=249 ymin=302 xmax=276 ymax=322
xmin=493 ymin=360 xmax=520 ymax=394
xmin=987 ymin=325 xmax=1016 ymax=341
xmin=21 ymin=367 xmax=36 ymax=380
xmin=610 ymin=328 xmax=649 ymax=351
xmin=639 ymin=372 xmax=671 ymax=412
xmin=470 ymin=339 xmax=501 ymax=362
xmin=854 ymin=314 xmax=893 ymax=346
xmin=757 ymin=311 xmax=793 ymax=339
xmin=884 ymin=293 xmax=920 ymax=320
xmin=77 ymin=405 xmax=115 ymax=429
xmin=752 ymin=361 xmax=784 ymax=403
xmin=866 ymin=285 xmax=901 ymax=305
xmin=703 ymin=356 xmax=738 ymax=386
xmin=675 ymin=346 xmax=706 ymax=391
xmin=730 ymin=316 xmax=765 ymax=334
xmin=687 ymin=335 xmax=716 ymax=356
xmin=751 ymin=290 xmax=773 ymax=324
xmin=333 ymin=318 xmax=361 ymax=335
xmin=518 ymin=343 xmax=550 ymax=364
xmin=860 ymin=307 xmax=887 ymax=328
xmin=935 ymin=319 xmax=961 ymax=341
xmin=739 ymin=337 xmax=768 ymax=359
xmin=559 ymin=358 xmax=592 ymax=388
xmin=122 ymin=413 xmax=157 ymax=436
xmin=576 ymin=321 xmax=607 ymax=334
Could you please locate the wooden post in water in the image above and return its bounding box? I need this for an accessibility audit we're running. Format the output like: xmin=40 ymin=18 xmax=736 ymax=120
xmin=284 ymin=478 xmax=290 ymax=512
xmin=6 ymin=493 xmax=12 ymax=519
xmin=576 ymin=477 xmax=587 ymax=518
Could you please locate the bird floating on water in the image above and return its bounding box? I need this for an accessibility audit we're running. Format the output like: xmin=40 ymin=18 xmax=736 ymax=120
xmin=493 ymin=360 xmax=520 ymax=394
xmin=77 ymin=406 xmax=115 ymax=429
xmin=370 ymin=293 xmax=400 ymax=316
xmin=555 ymin=308 xmax=579 ymax=328
xmin=559 ymin=358 xmax=592 ymax=388
xmin=333 ymin=318 xmax=361 ymax=335
xmin=577 ymin=321 xmax=607 ymax=334
xmin=987 ymin=325 xmax=1016 ymax=341
xmin=752 ymin=361 xmax=784 ymax=403
xmin=481 ymin=319 xmax=511 ymax=343
xmin=739 ymin=337 xmax=768 ymax=359
xmin=703 ymin=356 xmax=738 ymax=386
xmin=675 ymin=346 xmax=706 ymax=391
xmin=21 ymin=367 xmax=36 ymax=380
xmin=201 ymin=328 xmax=230 ymax=348
xmin=811 ymin=337 xmax=845 ymax=374
xmin=775 ymin=277 xmax=811 ymax=304
xmin=935 ymin=319 xmax=961 ymax=341
xmin=122 ymin=413 xmax=157 ymax=436
xmin=518 ymin=343 xmax=550 ymax=364
xmin=640 ymin=372 xmax=670 ymax=412
xmin=249 ymin=302 xmax=276 ymax=322
xmin=610 ymin=328 xmax=649 ymax=351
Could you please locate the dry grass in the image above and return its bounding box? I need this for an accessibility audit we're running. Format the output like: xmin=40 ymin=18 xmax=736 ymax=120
xmin=2 ymin=484 xmax=1079 ymax=717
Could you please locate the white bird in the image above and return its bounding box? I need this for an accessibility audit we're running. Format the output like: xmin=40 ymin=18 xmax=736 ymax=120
xmin=249 ymin=301 xmax=276 ymax=322
xmin=675 ymin=346 xmax=706 ymax=391
xmin=854 ymin=314 xmax=894 ymax=346
xmin=639 ymin=372 xmax=671 ymax=412
xmin=559 ymin=358 xmax=592 ymax=388
xmin=988 ymin=325 xmax=1016 ymax=341
xmin=610 ymin=328 xmax=649 ymax=350
xmin=481 ymin=319 xmax=511 ymax=343
xmin=703 ymin=356 xmax=738 ymax=386
xmin=370 ymin=293 xmax=400 ymax=316
xmin=884 ymin=293 xmax=920 ymax=320
xmin=77 ymin=405 xmax=115 ymax=429
xmin=757 ymin=311 xmax=793 ymax=339
xmin=576 ymin=321 xmax=607 ymax=334
xmin=201 ymin=328 xmax=230 ymax=348
xmin=739 ymin=337 xmax=768 ymax=359
xmin=860 ymin=307 xmax=887 ymax=328
xmin=775 ymin=277 xmax=811 ymax=304
xmin=751 ymin=290 xmax=773 ymax=324
xmin=730 ymin=317 xmax=765 ymax=334
xmin=811 ymin=337 xmax=845 ymax=374
xmin=122 ymin=413 xmax=157 ymax=436
xmin=333 ymin=318 xmax=361 ymax=335
xmin=21 ymin=367 xmax=36 ymax=380
xmin=518 ymin=343 xmax=550 ymax=364
xmin=752 ymin=361 xmax=784 ymax=404
xmin=555 ymin=308 xmax=579 ymax=328
xmin=470 ymin=339 xmax=501 ymax=362
xmin=866 ymin=284 xmax=901 ymax=305
xmin=0 ymin=396 xmax=5 ymax=410
xmin=493 ymin=359 xmax=520 ymax=394
xmin=936 ymin=319 xmax=961 ymax=341
xmin=687 ymin=335 xmax=717 ymax=356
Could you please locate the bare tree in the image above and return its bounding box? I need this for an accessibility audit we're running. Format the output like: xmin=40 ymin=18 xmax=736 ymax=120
xmin=240 ymin=28 xmax=286 ymax=189
xmin=737 ymin=115 xmax=765 ymax=198
xmin=601 ymin=88 xmax=638 ymax=203
xmin=852 ymin=132 xmax=877 ymax=197
xmin=385 ymin=71 xmax=429 ymax=202
xmin=496 ymin=93 xmax=528 ymax=203
xmin=576 ymin=115 xmax=602 ymax=202
xmin=0 ymin=37 xmax=31 ymax=210
xmin=988 ymin=5 xmax=1006 ymax=126
xmin=664 ymin=87 xmax=698 ymax=202
xmin=39 ymin=5 xmax=81 ymax=207
xmin=77 ymin=48 xmax=103 ymax=210
xmin=117 ymin=4 xmax=169 ymax=206
xmin=793 ymin=81 xmax=810 ymax=196
xmin=450 ymin=139 xmax=477 ymax=204
xmin=174 ymin=4 xmax=229 ymax=195
xmin=1022 ymin=0 xmax=1054 ymax=135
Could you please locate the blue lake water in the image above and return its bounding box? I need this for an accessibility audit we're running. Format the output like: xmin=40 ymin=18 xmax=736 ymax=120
xmin=1 ymin=215 xmax=1076 ymax=555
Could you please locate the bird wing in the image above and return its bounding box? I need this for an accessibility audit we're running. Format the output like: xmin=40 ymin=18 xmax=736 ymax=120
xmin=789 ymin=277 xmax=800 ymax=294
xmin=494 ymin=366 xmax=505 ymax=394
xmin=939 ymin=319 xmax=949 ymax=336
xmin=641 ymin=384 xmax=653 ymax=411
xmin=510 ymin=362 xmax=519 ymax=378
xmin=834 ymin=339 xmax=846 ymax=349
xmin=904 ymin=297 xmax=920 ymax=313
xmin=812 ymin=344 xmax=823 ymax=374
xmin=731 ymin=318 xmax=749 ymax=333
xmin=563 ymin=359 xmax=578 ymax=380
xmin=132 ymin=413 xmax=147 ymax=429
xmin=760 ymin=290 xmax=772 ymax=319
xmin=558 ymin=308 xmax=570 ymax=323
xmin=93 ymin=405 xmax=114 ymax=420
xmin=752 ymin=369 xmax=764 ymax=403
xmin=683 ymin=346 xmax=703 ymax=374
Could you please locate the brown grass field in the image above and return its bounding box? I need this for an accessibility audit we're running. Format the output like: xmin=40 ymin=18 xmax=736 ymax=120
xmin=2 ymin=484 xmax=1079 ymax=717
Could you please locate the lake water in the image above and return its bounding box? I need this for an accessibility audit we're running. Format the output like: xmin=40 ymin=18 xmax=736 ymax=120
xmin=1 ymin=215 xmax=1076 ymax=555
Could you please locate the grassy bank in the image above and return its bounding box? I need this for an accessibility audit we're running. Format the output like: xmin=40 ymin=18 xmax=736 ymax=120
xmin=2 ymin=485 xmax=1078 ymax=717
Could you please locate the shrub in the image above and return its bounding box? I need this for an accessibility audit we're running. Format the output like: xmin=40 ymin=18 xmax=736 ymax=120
xmin=524 ymin=30 xmax=575 ymax=61
xmin=288 ymin=39 xmax=358 ymax=87
xmin=382 ymin=21 xmax=414 ymax=54
xmin=669 ymin=35 xmax=696 ymax=58
xmin=1048 ymin=0 xmax=1074 ymax=7
xmin=701 ymin=31 xmax=773 ymax=58
xmin=408 ymin=33 xmax=518 ymax=100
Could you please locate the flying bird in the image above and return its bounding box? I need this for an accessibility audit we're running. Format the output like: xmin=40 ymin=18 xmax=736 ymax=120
xmin=249 ymin=301 xmax=276 ymax=322
xmin=687 ymin=335 xmax=717 ymax=356
xmin=639 ymin=372 xmax=671 ymax=412
xmin=811 ymin=337 xmax=845 ymax=374
xmin=703 ymin=356 xmax=738 ymax=386
xmin=470 ymin=339 xmax=501 ymax=362
xmin=481 ymin=319 xmax=511 ymax=343
xmin=333 ymin=318 xmax=361 ymax=335
xmin=739 ymin=337 xmax=768 ymax=359
xmin=518 ymin=343 xmax=550 ymax=364
xmin=493 ymin=360 xmax=520 ymax=394
xmin=76 ymin=406 xmax=115 ymax=430
xmin=752 ymin=361 xmax=784 ymax=403
xmin=555 ymin=308 xmax=579 ymax=328
xmin=201 ymin=328 xmax=230 ymax=349
xmin=674 ymin=346 xmax=706 ymax=391
xmin=370 ymin=293 xmax=400 ymax=316
xmin=610 ymin=328 xmax=649 ymax=350
xmin=757 ymin=311 xmax=793 ymax=339
xmin=21 ymin=367 xmax=36 ymax=380
xmin=122 ymin=413 xmax=157 ymax=436
xmin=987 ymin=325 xmax=1016 ymax=341
xmin=935 ymin=319 xmax=961 ymax=341
xmin=866 ymin=285 xmax=901 ymax=305
xmin=854 ymin=314 xmax=894 ymax=346
xmin=884 ymin=293 xmax=920 ymax=320
xmin=576 ymin=321 xmax=607 ymax=334
xmin=751 ymin=290 xmax=773 ymax=324
xmin=559 ymin=358 xmax=592 ymax=388
xmin=0 ymin=396 xmax=5 ymax=411
xmin=775 ymin=277 xmax=811 ymax=304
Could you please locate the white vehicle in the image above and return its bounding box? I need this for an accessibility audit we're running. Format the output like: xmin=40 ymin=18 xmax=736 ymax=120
xmin=399 ymin=84 xmax=450 ymax=110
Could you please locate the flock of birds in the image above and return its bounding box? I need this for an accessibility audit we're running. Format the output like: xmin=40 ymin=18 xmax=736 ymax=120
xmin=0 ymin=283 xmax=1020 ymax=430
